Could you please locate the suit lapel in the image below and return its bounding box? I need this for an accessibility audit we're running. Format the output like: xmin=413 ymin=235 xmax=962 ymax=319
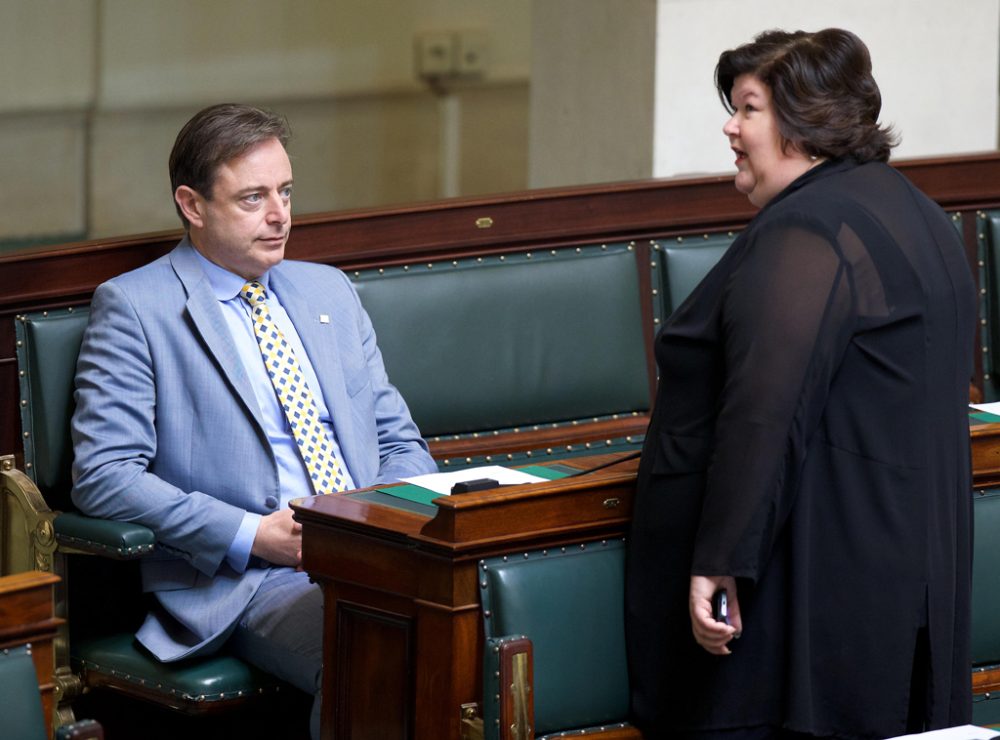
xmin=169 ymin=240 xmax=264 ymax=425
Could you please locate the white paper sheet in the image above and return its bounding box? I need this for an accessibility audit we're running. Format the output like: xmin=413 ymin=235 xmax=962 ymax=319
xmin=401 ymin=465 xmax=549 ymax=495
xmin=971 ymin=402 xmax=1000 ymax=415
xmin=886 ymin=725 xmax=1000 ymax=740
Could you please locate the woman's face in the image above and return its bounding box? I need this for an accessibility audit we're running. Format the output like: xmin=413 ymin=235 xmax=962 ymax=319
xmin=723 ymin=74 xmax=813 ymax=207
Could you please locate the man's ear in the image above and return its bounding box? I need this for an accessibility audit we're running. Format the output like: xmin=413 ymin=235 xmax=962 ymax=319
xmin=175 ymin=186 xmax=206 ymax=229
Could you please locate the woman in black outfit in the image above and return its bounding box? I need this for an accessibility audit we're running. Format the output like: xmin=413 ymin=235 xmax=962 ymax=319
xmin=626 ymin=28 xmax=975 ymax=739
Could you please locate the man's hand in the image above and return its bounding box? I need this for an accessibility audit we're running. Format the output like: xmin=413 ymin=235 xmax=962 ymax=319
xmin=251 ymin=508 xmax=302 ymax=567
xmin=689 ymin=574 xmax=742 ymax=655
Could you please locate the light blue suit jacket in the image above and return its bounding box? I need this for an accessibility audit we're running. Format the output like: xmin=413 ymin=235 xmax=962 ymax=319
xmin=70 ymin=239 xmax=437 ymax=661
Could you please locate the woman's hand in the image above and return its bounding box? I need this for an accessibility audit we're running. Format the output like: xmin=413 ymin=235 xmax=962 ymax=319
xmin=689 ymin=574 xmax=742 ymax=655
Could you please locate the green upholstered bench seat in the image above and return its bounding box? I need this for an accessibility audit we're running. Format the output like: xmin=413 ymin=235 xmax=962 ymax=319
xmin=71 ymin=634 xmax=282 ymax=711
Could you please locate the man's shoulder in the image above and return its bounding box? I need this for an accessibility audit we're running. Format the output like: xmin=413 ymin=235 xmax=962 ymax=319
xmin=91 ymin=247 xmax=186 ymax=311
xmin=273 ymin=259 xmax=352 ymax=294
xmin=274 ymin=258 xmax=345 ymax=279
xmin=99 ymin=248 xmax=178 ymax=291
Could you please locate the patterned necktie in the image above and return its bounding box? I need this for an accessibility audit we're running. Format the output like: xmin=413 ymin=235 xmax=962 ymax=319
xmin=240 ymin=280 xmax=349 ymax=494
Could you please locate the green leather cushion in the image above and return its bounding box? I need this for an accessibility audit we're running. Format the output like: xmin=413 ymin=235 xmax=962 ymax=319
xmin=659 ymin=235 xmax=733 ymax=315
xmin=974 ymin=690 xmax=1000 ymax=728
xmin=72 ymin=633 xmax=281 ymax=701
xmin=355 ymin=245 xmax=650 ymax=436
xmin=0 ymin=645 xmax=47 ymax=740
xmin=479 ymin=539 xmax=629 ymax=734
xmin=54 ymin=512 xmax=155 ymax=558
xmin=973 ymin=489 xmax=1000 ymax=665
xmin=17 ymin=308 xmax=90 ymax=507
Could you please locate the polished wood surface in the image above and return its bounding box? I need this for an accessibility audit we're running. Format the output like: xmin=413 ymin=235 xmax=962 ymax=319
xmin=972 ymin=422 xmax=1000 ymax=490
xmin=0 ymin=570 xmax=63 ymax=738
xmin=292 ymin=453 xmax=639 ymax=740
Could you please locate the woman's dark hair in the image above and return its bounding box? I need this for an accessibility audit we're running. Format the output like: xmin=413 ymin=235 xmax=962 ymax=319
xmin=169 ymin=103 xmax=291 ymax=228
xmin=715 ymin=28 xmax=897 ymax=163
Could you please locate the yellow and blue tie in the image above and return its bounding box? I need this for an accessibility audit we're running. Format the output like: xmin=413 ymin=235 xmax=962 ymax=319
xmin=240 ymin=281 xmax=349 ymax=494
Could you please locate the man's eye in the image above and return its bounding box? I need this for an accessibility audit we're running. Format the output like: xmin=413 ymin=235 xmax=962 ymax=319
xmin=281 ymin=187 xmax=292 ymax=199
xmin=244 ymin=193 xmax=262 ymax=204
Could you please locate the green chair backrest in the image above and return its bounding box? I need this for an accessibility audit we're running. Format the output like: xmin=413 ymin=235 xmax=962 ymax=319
xmin=973 ymin=488 xmax=1000 ymax=666
xmin=354 ymin=244 xmax=651 ymax=437
xmin=656 ymin=233 xmax=735 ymax=316
xmin=478 ymin=539 xmax=629 ymax=735
xmin=0 ymin=645 xmax=47 ymax=740
xmin=979 ymin=211 xmax=1000 ymax=401
xmin=15 ymin=308 xmax=90 ymax=510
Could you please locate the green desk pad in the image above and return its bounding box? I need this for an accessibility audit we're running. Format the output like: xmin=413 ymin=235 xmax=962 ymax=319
xmin=347 ymin=464 xmax=575 ymax=515
xmin=972 ymin=410 xmax=1000 ymax=424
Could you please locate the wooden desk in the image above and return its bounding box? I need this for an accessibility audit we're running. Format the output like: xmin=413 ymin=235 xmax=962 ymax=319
xmin=292 ymin=453 xmax=639 ymax=740
xmin=972 ymin=421 xmax=1000 ymax=490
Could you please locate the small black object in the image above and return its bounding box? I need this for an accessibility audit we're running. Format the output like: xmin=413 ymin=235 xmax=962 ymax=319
xmin=712 ymin=588 xmax=729 ymax=625
xmin=451 ymin=477 xmax=501 ymax=494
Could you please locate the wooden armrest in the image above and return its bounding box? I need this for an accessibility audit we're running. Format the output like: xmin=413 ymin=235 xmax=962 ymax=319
xmin=485 ymin=636 xmax=534 ymax=740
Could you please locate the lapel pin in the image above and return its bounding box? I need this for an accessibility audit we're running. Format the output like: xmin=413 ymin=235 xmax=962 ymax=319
xmin=319 ymin=314 xmax=330 ymax=324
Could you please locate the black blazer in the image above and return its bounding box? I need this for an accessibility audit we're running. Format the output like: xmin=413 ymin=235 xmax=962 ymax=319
xmin=626 ymin=158 xmax=975 ymax=738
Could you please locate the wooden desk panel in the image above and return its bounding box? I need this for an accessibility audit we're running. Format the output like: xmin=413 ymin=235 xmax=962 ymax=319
xmin=298 ymin=420 xmax=1000 ymax=739
xmin=972 ymin=422 xmax=1000 ymax=490
xmin=292 ymin=454 xmax=639 ymax=740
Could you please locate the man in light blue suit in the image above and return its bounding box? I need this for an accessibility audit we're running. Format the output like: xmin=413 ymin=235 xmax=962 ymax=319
xmin=70 ymin=104 xmax=438 ymax=737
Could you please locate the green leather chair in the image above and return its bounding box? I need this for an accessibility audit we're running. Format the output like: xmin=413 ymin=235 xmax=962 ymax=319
xmin=477 ymin=538 xmax=640 ymax=739
xmin=979 ymin=211 xmax=1000 ymax=402
xmin=0 ymin=644 xmax=52 ymax=740
xmin=973 ymin=488 xmax=1000 ymax=726
xmin=353 ymin=243 xmax=652 ymax=469
xmin=4 ymin=308 xmax=281 ymax=728
xmin=0 ymin=643 xmax=104 ymax=740
xmin=653 ymin=232 xmax=734 ymax=321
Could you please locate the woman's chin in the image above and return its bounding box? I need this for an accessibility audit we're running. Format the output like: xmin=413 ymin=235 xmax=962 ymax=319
xmin=733 ymin=173 xmax=756 ymax=199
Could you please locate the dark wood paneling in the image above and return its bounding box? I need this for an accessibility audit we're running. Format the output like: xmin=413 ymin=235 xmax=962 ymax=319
xmin=333 ymin=602 xmax=413 ymax=740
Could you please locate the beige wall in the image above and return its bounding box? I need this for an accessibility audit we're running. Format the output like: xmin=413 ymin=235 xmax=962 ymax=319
xmin=2 ymin=0 xmax=531 ymax=244
xmin=529 ymin=0 xmax=1000 ymax=188
xmin=653 ymin=0 xmax=1000 ymax=177
xmin=3 ymin=0 xmax=1000 ymax=248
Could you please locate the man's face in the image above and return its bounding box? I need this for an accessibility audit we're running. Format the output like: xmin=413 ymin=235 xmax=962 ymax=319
xmin=179 ymin=137 xmax=293 ymax=280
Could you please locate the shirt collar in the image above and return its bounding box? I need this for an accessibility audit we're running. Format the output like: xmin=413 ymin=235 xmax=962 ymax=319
xmin=192 ymin=249 xmax=271 ymax=302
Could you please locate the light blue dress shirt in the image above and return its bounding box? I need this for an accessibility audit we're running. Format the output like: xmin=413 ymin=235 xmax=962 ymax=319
xmin=193 ymin=251 xmax=356 ymax=572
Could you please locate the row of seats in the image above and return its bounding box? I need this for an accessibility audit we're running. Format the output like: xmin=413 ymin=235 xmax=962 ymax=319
xmin=10 ymin=210 xmax=1000 ymax=735
xmin=5 ymin=233 xmax=732 ymax=734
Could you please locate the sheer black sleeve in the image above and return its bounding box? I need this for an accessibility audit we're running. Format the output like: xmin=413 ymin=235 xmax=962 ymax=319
xmin=691 ymin=217 xmax=855 ymax=581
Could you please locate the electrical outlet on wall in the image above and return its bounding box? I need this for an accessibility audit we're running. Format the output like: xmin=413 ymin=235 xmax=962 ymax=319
xmin=415 ymin=31 xmax=455 ymax=79
xmin=414 ymin=29 xmax=487 ymax=83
